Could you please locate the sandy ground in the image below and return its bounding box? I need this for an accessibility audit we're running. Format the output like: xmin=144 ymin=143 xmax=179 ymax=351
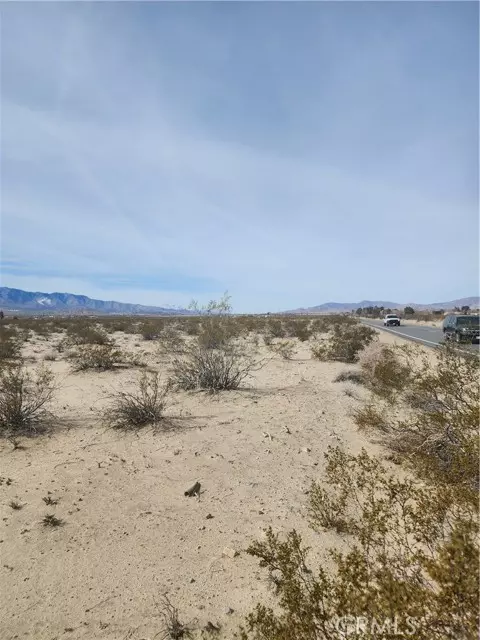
xmin=1 ymin=328 xmax=413 ymax=640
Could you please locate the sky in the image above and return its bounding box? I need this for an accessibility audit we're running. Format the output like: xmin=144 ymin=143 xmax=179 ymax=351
xmin=1 ymin=2 xmax=478 ymax=313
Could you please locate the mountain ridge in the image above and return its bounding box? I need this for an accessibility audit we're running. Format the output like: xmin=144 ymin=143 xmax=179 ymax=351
xmin=286 ymin=297 xmax=480 ymax=314
xmin=0 ymin=287 xmax=192 ymax=315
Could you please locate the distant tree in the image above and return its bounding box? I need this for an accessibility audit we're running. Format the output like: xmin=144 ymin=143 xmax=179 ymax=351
xmin=454 ymin=306 xmax=461 ymax=312
xmin=356 ymin=308 xmax=363 ymax=316
xmin=461 ymin=305 xmax=470 ymax=314
xmin=404 ymin=306 xmax=415 ymax=316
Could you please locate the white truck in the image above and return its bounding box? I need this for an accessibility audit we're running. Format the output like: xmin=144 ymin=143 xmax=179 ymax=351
xmin=383 ymin=313 xmax=401 ymax=327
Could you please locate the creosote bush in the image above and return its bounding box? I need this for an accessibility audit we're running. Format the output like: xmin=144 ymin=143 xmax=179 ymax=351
xmin=358 ymin=342 xmax=412 ymax=399
xmin=269 ymin=340 xmax=296 ymax=360
xmin=104 ymin=371 xmax=169 ymax=430
xmin=354 ymin=344 xmax=479 ymax=495
xmin=170 ymin=343 xmax=260 ymax=392
xmin=0 ymin=327 xmax=21 ymax=361
xmin=68 ymin=344 xmax=123 ymax=371
xmin=241 ymin=447 xmax=478 ymax=640
xmin=0 ymin=364 xmax=56 ymax=436
xmin=63 ymin=324 xmax=113 ymax=347
xmin=311 ymin=323 xmax=377 ymax=363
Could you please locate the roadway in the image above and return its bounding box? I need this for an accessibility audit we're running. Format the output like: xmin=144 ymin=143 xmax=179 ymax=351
xmin=361 ymin=319 xmax=479 ymax=351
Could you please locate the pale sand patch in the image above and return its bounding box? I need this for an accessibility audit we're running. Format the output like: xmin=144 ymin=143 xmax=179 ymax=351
xmin=1 ymin=330 xmax=399 ymax=639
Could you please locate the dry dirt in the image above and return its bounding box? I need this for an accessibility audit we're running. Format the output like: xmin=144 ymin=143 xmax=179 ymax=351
xmin=1 ymin=328 xmax=415 ymax=640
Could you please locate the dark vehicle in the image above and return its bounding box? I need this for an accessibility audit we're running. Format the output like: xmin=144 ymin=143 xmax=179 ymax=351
xmin=443 ymin=314 xmax=480 ymax=343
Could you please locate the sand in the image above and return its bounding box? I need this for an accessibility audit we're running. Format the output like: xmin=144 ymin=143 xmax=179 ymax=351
xmin=0 ymin=328 xmax=414 ymax=639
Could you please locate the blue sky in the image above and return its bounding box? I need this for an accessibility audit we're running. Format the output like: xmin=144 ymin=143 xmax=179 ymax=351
xmin=1 ymin=2 xmax=478 ymax=312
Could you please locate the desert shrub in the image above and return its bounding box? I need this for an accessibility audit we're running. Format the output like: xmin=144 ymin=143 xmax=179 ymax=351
xmin=311 ymin=324 xmax=377 ymax=363
xmin=182 ymin=317 xmax=201 ymax=336
xmin=355 ymin=344 xmax=479 ymax=495
xmin=63 ymin=323 xmax=113 ymax=347
xmin=241 ymin=447 xmax=478 ymax=640
xmin=104 ymin=371 xmax=168 ymax=430
xmin=157 ymin=326 xmax=187 ymax=355
xmin=270 ymin=340 xmax=296 ymax=360
xmin=0 ymin=364 xmax=56 ymax=436
xmin=170 ymin=343 xmax=260 ymax=392
xmin=334 ymin=369 xmax=365 ymax=384
xmin=197 ymin=316 xmax=238 ymax=349
xmin=284 ymin=319 xmax=312 ymax=342
xmin=358 ymin=342 xmax=412 ymax=399
xmin=0 ymin=327 xmax=21 ymax=361
xmin=266 ymin=318 xmax=287 ymax=338
xmin=263 ymin=333 xmax=274 ymax=347
xmin=68 ymin=344 xmax=123 ymax=371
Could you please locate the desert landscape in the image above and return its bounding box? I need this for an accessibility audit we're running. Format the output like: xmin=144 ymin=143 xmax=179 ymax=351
xmin=0 ymin=312 xmax=477 ymax=640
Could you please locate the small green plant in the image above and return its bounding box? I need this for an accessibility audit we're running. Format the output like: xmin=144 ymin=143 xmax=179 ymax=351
xmin=9 ymin=499 xmax=23 ymax=510
xmin=0 ymin=364 xmax=56 ymax=436
xmin=42 ymin=514 xmax=64 ymax=528
xmin=42 ymin=495 xmax=59 ymax=506
xmin=104 ymin=371 xmax=169 ymax=430
xmin=358 ymin=342 xmax=412 ymax=398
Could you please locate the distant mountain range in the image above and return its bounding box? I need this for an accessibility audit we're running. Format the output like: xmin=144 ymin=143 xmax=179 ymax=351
xmin=1 ymin=287 xmax=478 ymax=316
xmin=0 ymin=287 xmax=192 ymax=315
xmin=285 ymin=297 xmax=480 ymax=314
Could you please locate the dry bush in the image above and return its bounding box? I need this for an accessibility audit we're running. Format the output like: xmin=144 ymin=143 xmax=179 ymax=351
xmin=104 ymin=371 xmax=168 ymax=430
xmin=0 ymin=364 xmax=56 ymax=436
xmin=355 ymin=344 xmax=479 ymax=495
xmin=269 ymin=340 xmax=296 ymax=360
xmin=241 ymin=446 xmax=478 ymax=640
xmin=63 ymin=323 xmax=113 ymax=347
xmin=170 ymin=343 xmax=260 ymax=392
xmin=156 ymin=594 xmax=192 ymax=639
xmin=0 ymin=328 xmax=21 ymax=361
xmin=197 ymin=316 xmax=242 ymax=349
xmin=157 ymin=326 xmax=187 ymax=355
xmin=311 ymin=323 xmax=377 ymax=363
xmin=334 ymin=369 xmax=365 ymax=385
xmin=266 ymin=318 xmax=288 ymax=339
xmin=358 ymin=342 xmax=412 ymax=398
xmin=68 ymin=344 xmax=123 ymax=371
xmin=284 ymin=319 xmax=313 ymax=342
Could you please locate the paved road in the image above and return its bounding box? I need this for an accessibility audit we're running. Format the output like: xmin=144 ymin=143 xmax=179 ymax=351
xmin=361 ymin=319 xmax=479 ymax=351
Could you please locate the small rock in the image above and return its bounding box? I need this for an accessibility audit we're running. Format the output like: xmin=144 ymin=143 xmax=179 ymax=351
xmin=222 ymin=546 xmax=239 ymax=559
xmin=190 ymin=578 xmax=196 ymax=583
xmin=224 ymin=607 xmax=234 ymax=615
xmin=206 ymin=513 xmax=214 ymax=520
xmin=303 ymin=447 xmax=312 ymax=453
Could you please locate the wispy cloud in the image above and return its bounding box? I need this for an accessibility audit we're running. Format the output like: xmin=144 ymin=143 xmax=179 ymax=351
xmin=1 ymin=2 xmax=478 ymax=311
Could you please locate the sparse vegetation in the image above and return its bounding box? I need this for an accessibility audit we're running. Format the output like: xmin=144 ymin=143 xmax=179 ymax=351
xmin=241 ymin=446 xmax=478 ymax=640
xmin=269 ymin=340 xmax=296 ymax=360
xmin=68 ymin=344 xmax=123 ymax=371
xmin=156 ymin=594 xmax=192 ymax=640
xmin=357 ymin=341 xmax=412 ymax=399
xmin=0 ymin=364 xmax=56 ymax=437
xmin=42 ymin=514 xmax=64 ymax=528
xmin=311 ymin=322 xmax=377 ymax=363
xmin=104 ymin=371 xmax=169 ymax=430
xmin=9 ymin=500 xmax=23 ymax=510
xmin=43 ymin=495 xmax=59 ymax=506
xmin=334 ymin=369 xmax=365 ymax=385
xmin=170 ymin=343 xmax=260 ymax=392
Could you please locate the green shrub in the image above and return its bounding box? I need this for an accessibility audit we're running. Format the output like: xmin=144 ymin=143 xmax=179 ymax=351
xmin=311 ymin=324 xmax=377 ymax=363
xmin=241 ymin=447 xmax=478 ymax=640
xmin=358 ymin=342 xmax=412 ymax=399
